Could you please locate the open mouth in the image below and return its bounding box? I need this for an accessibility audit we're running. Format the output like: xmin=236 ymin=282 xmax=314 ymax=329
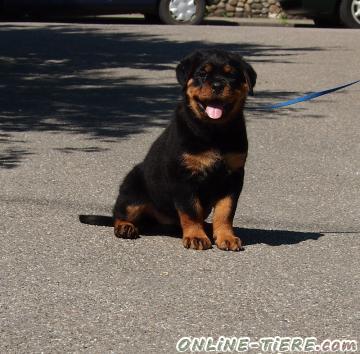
xmin=196 ymin=99 xmax=232 ymax=120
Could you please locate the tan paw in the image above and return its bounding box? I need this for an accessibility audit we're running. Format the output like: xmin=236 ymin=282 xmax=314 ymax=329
xmin=182 ymin=235 xmax=212 ymax=250
xmin=215 ymin=235 xmax=243 ymax=251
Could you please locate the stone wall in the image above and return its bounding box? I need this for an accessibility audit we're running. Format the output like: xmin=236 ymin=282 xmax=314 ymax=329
xmin=207 ymin=0 xmax=286 ymax=19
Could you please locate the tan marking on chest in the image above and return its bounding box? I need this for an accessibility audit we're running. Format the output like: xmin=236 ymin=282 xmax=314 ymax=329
xmin=224 ymin=152 xmax=247 ymax=171
xmin=182 ymin=150 xmax=221 ymax=174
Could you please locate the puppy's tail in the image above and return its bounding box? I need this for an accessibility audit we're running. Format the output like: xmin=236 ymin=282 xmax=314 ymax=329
xmin=79 ymin=214 xmax=114 ymax=227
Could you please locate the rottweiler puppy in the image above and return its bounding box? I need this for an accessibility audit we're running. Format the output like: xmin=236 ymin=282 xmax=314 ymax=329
xmin=80 ymin=49 xmax=256 ymax=251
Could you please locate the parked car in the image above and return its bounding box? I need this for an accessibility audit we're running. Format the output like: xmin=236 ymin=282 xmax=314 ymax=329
xmin=0 ymin=0 xmax=216 ymax=25
xmin=279 ymin=0 xmax=360 ymax=28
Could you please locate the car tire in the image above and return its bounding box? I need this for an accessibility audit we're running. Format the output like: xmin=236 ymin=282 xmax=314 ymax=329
xmin=339 ymin=0 xmax=360 ymax=28
xmin=158 ymin=0 xmax=206 ymax=25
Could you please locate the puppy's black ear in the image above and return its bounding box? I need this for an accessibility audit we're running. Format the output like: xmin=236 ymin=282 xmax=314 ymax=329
xmin=243 ymin=61 xmax=257 ymax=96
xmin=176 ymin=51 xmax=201 ymax=88
xmin=230 ymin=53 xmax=257 ymax=96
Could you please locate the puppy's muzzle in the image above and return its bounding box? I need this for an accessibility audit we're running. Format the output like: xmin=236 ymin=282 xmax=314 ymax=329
xmin=211 ymin=80 xmax=225 ymax=95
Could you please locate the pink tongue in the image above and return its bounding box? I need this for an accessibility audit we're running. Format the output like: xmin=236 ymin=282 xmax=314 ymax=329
xmin=205 ymin=105 xmax=223 ymax=119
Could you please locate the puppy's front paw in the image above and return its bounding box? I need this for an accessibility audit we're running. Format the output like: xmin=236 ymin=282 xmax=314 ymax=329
xmin=114 ymin=221 xmax=139 ymax=239
xmin=183 ymin=235 xmax=212 ymax=250
xmin=215 ymin=235 xmax=243 ymax=251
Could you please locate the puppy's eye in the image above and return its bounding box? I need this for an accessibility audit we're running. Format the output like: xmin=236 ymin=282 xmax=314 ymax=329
xmin=199 ymin=71 xmax=208 ymax=80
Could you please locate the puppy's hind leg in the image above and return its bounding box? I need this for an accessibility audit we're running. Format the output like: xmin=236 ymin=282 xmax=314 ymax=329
xmin=113 ymin=164 xmax=149 ymax=239
xmin=113 ymin=205 xmax=146 ymax=239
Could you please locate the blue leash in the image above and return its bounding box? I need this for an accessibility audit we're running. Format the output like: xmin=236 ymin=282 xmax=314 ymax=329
xmin=255 ymin=79 xmax=360 ymax=110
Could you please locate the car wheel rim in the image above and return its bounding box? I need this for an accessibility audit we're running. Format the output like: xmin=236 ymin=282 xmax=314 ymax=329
xmin=169 ymin=0 xmax=197 ymax=22
xmin=351 ymin=0 xmax=360 ymax=24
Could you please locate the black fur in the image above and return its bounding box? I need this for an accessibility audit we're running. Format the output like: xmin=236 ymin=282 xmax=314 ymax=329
xmin=80 ymin=49 xmax=256 ymax=251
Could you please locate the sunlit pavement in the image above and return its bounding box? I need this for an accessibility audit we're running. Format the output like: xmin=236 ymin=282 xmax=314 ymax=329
xmin=0 ymin=21 xmax=359 ymax=353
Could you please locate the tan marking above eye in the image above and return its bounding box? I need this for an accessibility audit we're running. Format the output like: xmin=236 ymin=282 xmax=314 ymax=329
xmin=223 ymin=64 xmax=236 ymax=74
xmin=203 ymin=63 xmax=213 ymax=73
xmin=182 ymin=150 xmax=221 ymax=174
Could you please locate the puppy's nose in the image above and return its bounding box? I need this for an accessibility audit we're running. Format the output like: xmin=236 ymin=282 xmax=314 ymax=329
xmin=211 ymin=81 xmax=224 ymax=94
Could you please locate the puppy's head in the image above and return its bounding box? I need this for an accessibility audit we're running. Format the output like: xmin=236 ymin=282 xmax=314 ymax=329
xmin=176 ymin=49 xmax=256 ymax=123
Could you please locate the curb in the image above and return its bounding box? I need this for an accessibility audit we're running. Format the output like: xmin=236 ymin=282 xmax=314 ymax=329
xmin=204 ymin=16 xmax=314 ymax=27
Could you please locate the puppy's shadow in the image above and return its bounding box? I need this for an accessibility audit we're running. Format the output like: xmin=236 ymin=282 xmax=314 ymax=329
xmin=79 ymin=215 xmax=323 ymax=246
xmin=233 ymin=227 xmax=322 ymax=246
xmin=141 ymin=222 xmax=323 ymax=246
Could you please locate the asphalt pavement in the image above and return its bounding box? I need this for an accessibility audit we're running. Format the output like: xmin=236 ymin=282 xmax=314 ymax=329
xmin=0 ymin=19 xmax=359 ymax=353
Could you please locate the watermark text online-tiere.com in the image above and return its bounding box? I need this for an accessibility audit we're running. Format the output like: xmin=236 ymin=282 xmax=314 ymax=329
xmin=176 ymin=336 xmax=358 ymax=353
